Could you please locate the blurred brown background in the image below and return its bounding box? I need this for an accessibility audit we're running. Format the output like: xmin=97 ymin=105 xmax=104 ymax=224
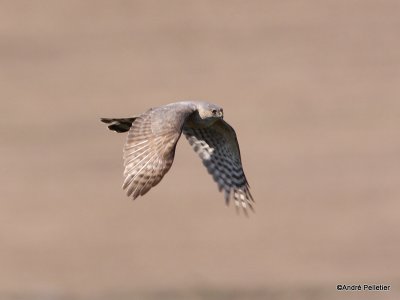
xmin=1 ymin=1 xmax=399 ymax=299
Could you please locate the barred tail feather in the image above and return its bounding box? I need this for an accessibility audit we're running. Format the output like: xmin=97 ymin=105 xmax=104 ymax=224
xmin=101 ymin=117 xmax=137 ymax=133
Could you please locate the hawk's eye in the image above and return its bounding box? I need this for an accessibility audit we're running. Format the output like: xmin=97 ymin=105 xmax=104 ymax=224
xmin=211 ymin=109 xmax=217 ymax=115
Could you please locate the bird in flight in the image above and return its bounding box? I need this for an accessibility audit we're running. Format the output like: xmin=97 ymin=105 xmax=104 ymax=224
xmin=101 ymin=101 xmax=253 ymax=212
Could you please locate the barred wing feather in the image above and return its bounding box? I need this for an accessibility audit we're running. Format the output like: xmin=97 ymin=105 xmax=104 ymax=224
xmin=183 ymin=119 xmax=253 ymax=211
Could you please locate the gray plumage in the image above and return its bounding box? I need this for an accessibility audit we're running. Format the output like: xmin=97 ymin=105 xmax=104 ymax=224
xmin=101 ymin=101 xmax=253 ymax=212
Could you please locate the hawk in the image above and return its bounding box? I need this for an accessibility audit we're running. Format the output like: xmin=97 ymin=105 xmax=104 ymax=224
xmin=101 ymin=101 xmax=253 ymax=212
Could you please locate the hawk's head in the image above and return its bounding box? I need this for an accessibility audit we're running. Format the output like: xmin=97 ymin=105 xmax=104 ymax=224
xmin=197 ymin=102 xmax=224 ymax=120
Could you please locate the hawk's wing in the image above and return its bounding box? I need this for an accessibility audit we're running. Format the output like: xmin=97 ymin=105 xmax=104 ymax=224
xmin=183 ymin=119 xmax=253 ymax=211
xmin=123 ymin=106 xmax=194 ymax=199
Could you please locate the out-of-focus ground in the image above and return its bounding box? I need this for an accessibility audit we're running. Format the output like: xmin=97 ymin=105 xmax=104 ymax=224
xmin=1 ymin=1 xmax=400 ymax=299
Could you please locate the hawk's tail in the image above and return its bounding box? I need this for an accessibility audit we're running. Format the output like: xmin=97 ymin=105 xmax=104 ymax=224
xmin=100 ymin=117 xmax=137 ymax=133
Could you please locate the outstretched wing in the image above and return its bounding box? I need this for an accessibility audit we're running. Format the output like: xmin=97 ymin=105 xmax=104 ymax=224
xmin=183 ymin=119 xmax=253 ymax=211
xmin=123 ymin=105 xmax=194 ymax=199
